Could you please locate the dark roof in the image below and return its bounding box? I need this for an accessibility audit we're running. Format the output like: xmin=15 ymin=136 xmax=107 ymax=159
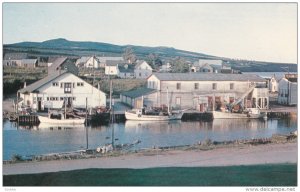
xmin=106 ymin=60 xmax=126 ymax=66
xmin=121 ymin=88 xmax=156 ymax=98
xmin=151 ymin=73 xmax=266 ymax=82
xmin=18 ymin=71 xmax=67 ymax=94
xmin=48 ymin=57 xmax=68 ymax=71
xmin=4 ymin=53 xmax=28 ymax=60
xmin=119 ymin=64 xmax=134 ymax=73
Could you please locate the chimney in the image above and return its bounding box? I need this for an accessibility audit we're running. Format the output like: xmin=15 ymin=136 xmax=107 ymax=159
xmin=24 ymin=82 xmax=27 ymax=88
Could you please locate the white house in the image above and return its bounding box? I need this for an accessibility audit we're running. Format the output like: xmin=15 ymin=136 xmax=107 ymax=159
xmin=269 ymin=75 xmax=282 ymax=93
xmin=191 ymin=59 xmax=223 ymax=73
xmin=17 ymin=71 xmax=106 ymax=111
xmin=160 ymin=62 xmax=171 ymax=72
xmin=105 ymin=61 xmax=120 ymax=76
xmin=134 ymin=60 xmax=153 ymax=79
xmin=76 ymin=56 xmax=99 ymax=68
xmin=278 ymin=74 xmax=297 ymax=105
xmin=144 ymin=73 xmax=268 ymax=111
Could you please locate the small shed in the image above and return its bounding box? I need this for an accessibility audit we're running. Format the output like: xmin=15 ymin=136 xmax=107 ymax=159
xmin=120 ymin=88 xmax=157 ymax=108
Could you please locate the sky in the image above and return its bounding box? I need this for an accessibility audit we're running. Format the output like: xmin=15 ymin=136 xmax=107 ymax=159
xmin=2 ymin=2 xmax=297 ymax=63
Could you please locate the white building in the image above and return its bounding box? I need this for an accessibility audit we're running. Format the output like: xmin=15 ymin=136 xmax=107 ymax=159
xmin=105 ymin=61 xmax=121 ymax=76
xmin=269 ymin=75 xmax=282 ymax=93
xmin=18 ymin=71 xmax=106 ymax=111
xmin=160 ymin=62 xmax=171 ymax=72
xmin=191 ymin=59 xmax=223 ymax=73
xmin=142 ymin=73 xmax=268 ymax=111
xmin=76 ymin=56 xmax=99 ymax=68
xmin=278 ymin=74 xmax=297 ymax=105
xmin=134 ymin=60 xmax=153 ymax=79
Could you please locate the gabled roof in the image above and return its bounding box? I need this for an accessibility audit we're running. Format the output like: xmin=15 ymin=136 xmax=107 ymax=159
xmin=4 ymin=53 xmax=28 ymax=60
xmin=151 ymin=73 xmax=266 ymax=82
xmin=18 ymin=71 xmax=67 ymax=94
xmin=135 ymin=60 xmax=153 ymax=70
xmin=121 ymin=88 xmax=156 ymax=98
xmin=48 ymin=57 xmax=68 ymax=71
xmin=75 ymin=56 xmax=94 ymax=64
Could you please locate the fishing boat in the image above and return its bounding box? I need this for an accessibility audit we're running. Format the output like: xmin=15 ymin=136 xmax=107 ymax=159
xmin=212 ymin=108 xmax=267 ymax=120
xmin=125 ymin=87 xmax=185 ymax=121
xmin=38 ymin=114 xmax=85 ymax=125
xmin=125 ymin=108 xmax=183 ymax=121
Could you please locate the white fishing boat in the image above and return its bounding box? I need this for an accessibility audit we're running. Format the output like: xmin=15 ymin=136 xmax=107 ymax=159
xmin=125 ymin=109 xmax=183 ymax=121
xmin=212 ymin=108 xmax=267 ymax=120
xmin=38 ymin=115 xmax=85 ymax=125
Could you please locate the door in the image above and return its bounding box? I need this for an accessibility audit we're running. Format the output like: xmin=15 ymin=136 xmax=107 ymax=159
xmin=38 ymin=101 xmax=42 ymax=111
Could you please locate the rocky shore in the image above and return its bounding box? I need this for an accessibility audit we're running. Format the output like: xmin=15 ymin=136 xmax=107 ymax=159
xmin=3 ymin=131 xmax=297 ymax=165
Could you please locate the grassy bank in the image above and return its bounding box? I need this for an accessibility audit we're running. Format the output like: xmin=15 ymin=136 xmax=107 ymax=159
xmin=3 ymin=163 xmax=297 ymax=186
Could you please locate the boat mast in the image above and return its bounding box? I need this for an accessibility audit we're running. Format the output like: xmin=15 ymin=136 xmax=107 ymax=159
xmin=167 ymin=87 xmax=170 ymax=114
xmin=86 ymin=97 xmax=88 ymax=149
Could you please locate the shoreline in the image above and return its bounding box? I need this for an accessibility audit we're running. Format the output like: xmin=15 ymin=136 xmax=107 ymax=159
xmin=3 ymin=140 xmax=297 ymax=175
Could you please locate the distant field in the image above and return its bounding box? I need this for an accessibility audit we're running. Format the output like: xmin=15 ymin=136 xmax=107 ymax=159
xmin=3 ymin=163 xmax=297 ymax=186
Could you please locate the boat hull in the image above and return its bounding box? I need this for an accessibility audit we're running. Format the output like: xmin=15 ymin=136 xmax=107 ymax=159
xmin=212 ymin=111 xmax=267 ymax=119
xmin=125 ymin=111 xmax=183 ymax=121
xmin=38 ymin=116 xmax=85 ymax=125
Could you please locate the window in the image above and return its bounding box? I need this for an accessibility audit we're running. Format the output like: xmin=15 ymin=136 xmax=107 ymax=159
xmin=230 ymin=83 xmax=234 ymax=90
xmin=60 ymin=83 xmax=63 ymax=88
xmin=139 ymin=73 xmax=141 ymax=77
xmin=52 ymin=82 xmax=58 ymax=86
xmin=194 ymin=83 xmax=199 ymax=90
xmin=73 ymin=97 xmax=76 ymax=101
xmin=73 ymin=83 xmax=75 ymax=88
xmin=176 ymin=83 xmax=181 ymax=90
xmin=64 ymin=83 xmax=72 ymax=93
xmin=77 ymin=82 xmax=84 ymax=86
xmin=60 ymin=97 xmax=64 ymax=101
xmin=212 ymin=83 xmax=217 ymax=90
xmin=47 ymin=97 xmax=49 ymax=101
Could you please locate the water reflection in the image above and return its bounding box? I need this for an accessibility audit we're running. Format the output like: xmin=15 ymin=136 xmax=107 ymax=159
xmin=3 ymin=117 xmax=297 ymax=160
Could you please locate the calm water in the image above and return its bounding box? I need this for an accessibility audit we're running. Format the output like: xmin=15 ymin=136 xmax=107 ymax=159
xmin=3 ymin=117 xmax=297 ymax=160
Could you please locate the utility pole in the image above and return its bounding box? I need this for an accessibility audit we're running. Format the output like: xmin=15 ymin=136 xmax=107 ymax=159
xmin=109 ymin=80 xmax=112 ymax=110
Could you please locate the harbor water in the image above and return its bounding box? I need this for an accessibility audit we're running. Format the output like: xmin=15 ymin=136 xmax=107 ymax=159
xmin=3 ymin=117 xmax=297 ymax=160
